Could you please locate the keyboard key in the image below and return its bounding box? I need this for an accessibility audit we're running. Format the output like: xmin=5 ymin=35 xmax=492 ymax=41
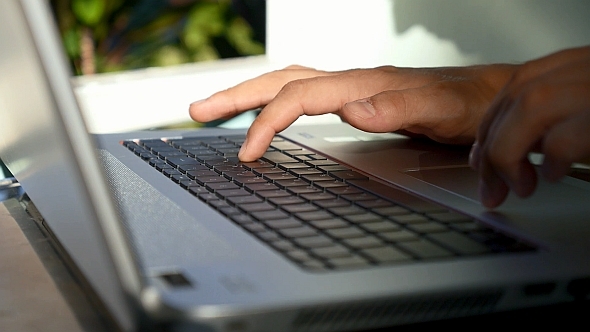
xmin=362 ymin=247 xmax=412 ymax=263
xmin=265 ymin=218 xmax=304 ymax=229
xmin=262 ymin=151 xmax=299 ymax=164
xmin=390 ymin=213 xmax=429 ymax=224
xmin=406 ymin=222 xmax=448 ymax=234
xmin=360 ymin=221 xmax=401 ymax=233
xmin=427 ymin=232 xmax=491 ymax=255
xmin=325 ymin=227 xmax=366 ymax=239
xmin=343 ymin=237 xmax=384 ymax=249
xmin=379 ymin=230 xmax=420 ymax=242
xmin=309 ymin=218 xmax=349 ymax=230
xmin=312 ymin=245 xmax=352 ymax=259
xmin=295 ymin=235 xmax=334 ymax=248
xmin=328 ymin=255 xmax=370 ymax=268
xmin=348 ymin=179 xmax=448 ymax=213
xmin=279 ymin=226 xmax=318 ymax=238
xmin=397 ymin=239 xmax=454 ymax=259
xmin=344 ymin=213 xmax=383 ymax=224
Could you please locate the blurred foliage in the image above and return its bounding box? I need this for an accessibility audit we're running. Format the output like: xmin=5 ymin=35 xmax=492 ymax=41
xmin=50 ymin=0 xmax=265 ymax=75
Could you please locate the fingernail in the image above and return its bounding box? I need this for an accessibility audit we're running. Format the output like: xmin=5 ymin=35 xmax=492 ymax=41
xmin=469 ymin=142 xmax=480 ymax=170
xmin=346 ymin=100 xmax=376 ymax=119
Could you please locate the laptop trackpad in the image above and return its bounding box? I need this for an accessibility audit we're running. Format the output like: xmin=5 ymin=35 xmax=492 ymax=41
xmin=404 ymin=165 xmax=590 ymax=207
xmin=404 ymin=166 xmax=480 ymax=201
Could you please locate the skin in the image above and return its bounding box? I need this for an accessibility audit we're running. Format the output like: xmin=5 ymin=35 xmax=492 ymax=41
xmin=470 ymin=46 xmax=590 ymax=208
xmin=189 ymin=46 xmax=590 ymax=208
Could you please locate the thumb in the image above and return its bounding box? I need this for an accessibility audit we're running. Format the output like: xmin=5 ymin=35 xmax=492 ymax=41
xmin=341 ymin=85 xmax=480 ymax=144
xmin=339 ymin=90 xmax=414 ymax=134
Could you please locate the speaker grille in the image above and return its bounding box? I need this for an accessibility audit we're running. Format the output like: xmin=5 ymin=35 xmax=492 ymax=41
xmin=292 ymin=291 xmax=503 ymax=331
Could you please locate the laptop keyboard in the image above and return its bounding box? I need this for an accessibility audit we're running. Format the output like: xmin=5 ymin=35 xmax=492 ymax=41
xmin=123 ymin=135 xmax=535 ymax=271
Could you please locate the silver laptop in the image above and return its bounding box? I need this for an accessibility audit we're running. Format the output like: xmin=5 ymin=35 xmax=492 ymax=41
xmin=2 ymin=0 xmax=590 ymax=331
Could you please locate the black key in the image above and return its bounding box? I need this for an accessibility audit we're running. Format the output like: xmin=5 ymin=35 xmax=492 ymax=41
xmin=223 ymin=170 xmax=258 ymax=180
xmin=270 ymin=141 xmax=303 ymax=151
xmin=327 ymin=255 xmax=370 ymax=268
xmin=312 ymin=245 xmax=352 ymax=259
xmin=206 ymin=182 xmax=240 ymax=192
xmin=186 ymin=169 xmax=218 ymax=179
xmin=265 ymin=218 xmax=304 ymax=229
xmin=314 ymin=199 xmax=351 ymax=209
xmin=290 ymin=168 xmax=323 ymax=176
xmin=278 ymin=163 xmax=310 ymax=171
xmin=306 ymin=159 xmax=338 ymax=167
xmin=251 ymin=209 xmax=290 ymax=221
xmin=295 ymin=235 xmax=334 ymax=248
xmin=325 ymin=227 xmax=366 ymax=239
xmin=362 ymin=247 xmax=412 ymax=263
xmin=309 ymin=218 xmax=349 ymax=229
xmin=268 ymin=196 xmax=306 ymax=205
xmin=264 ymin=172 xmax=297 ymax=181
xmin=281 ymin=203 xmax=318 ymax=214
xmin=195 ymin=175 xmax=230 ymax=186
xmin=360 ymin=221 xmax=401 ymax=233
xmin=236 ymin=176 xmax=268 ymax=186
xmin=397 ymin=239 xmax=454 ymax=259
xmin=256 ymin=189 xmax=291 ymax=199
xmin=301 ymin=174 xmax=335 ymax=183
xmin=166 ymin=156 xmax=200 ymax=168
xmin=216 ymin=188 xmax=251 ymax=197
xmin=287 ymin=186 xmax=323 ymax=195
xmin=279 ymin=226 xmax=318 ymax=238
xmin=227 ymin=195 xmax=264 ymax=205
xmin=245 ymin=182 xmax=281 ymax=192
xmin=318 ymin=165 xmax=351 ymax=172
xmin=240 ymin=202 xmax=276 ymax=212
xmin=348 ymin=179 xmax=448 ymax=213
xmin=427 ymin=232 xmax=491 ymax=255
xmin=275 ymin=178 xmax=310 ymax=188
xmin=178 ymin=164 xmax=209 ymax=173
xmin=188 ymin=186 xmax=210 ymax=196
xmin=379 ymin=230 xmax=420 ymax=242
xmin=344 ymin=237 xmax=384 ymax=249
xmin=407 ymin=222 xmax=448 ymax=234
xmin=330 ymin=170 xmax=369 ymax=181
xmin=295 ymin=210 xmax=333 ymax=221
xmin=252 ymin=167 xmax=284 ymax=175
xmin=262 ymin=151 xmax=299 ymax=165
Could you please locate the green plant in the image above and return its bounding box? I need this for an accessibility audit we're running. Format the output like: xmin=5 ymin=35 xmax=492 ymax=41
xmin=50 ymin=0 xmax=265 ymax=75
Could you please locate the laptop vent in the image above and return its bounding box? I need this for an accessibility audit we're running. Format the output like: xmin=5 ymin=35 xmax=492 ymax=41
xmin=291 ymin=291 xmax=503 ymax=331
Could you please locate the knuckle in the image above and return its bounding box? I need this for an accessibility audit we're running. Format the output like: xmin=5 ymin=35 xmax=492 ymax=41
xmin=283 ymin=64 xmax=306 ymax=70
xmin=279 ymin=79 xmax=308 ymax=95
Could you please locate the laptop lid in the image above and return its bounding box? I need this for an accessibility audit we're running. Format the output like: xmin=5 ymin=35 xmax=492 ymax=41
xmin=0 ymin=0 xmax=142 ymax=330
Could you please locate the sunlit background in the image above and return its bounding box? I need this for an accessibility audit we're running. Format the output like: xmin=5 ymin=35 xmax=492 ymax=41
xmin=50 ymin=0 xmax=265 ymax=75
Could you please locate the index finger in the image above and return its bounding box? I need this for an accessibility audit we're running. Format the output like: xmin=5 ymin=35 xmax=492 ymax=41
xmin=237 ymin=70 xmax=407 ymax=161
xmin=189 ymin=65 xmax=333 ymax=123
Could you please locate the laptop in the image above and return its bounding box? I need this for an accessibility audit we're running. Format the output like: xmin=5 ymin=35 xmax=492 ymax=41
xmin=1 ymin=0 xmax=590 ymax=331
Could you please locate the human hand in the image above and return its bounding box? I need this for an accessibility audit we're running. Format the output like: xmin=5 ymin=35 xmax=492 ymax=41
xmin=189 ymin=64 xmax=515 ymax=161
xmin=470 ymin=46 xmax=590 ymax=208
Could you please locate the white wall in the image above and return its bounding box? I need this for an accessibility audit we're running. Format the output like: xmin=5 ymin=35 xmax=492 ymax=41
xmin=266 ymin=0 xmax=590 ymax=69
